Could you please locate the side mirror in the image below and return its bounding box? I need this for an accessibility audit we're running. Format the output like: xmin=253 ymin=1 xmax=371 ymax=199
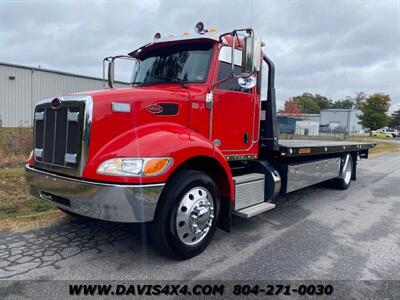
xmin=241 ymin=36 xmax=261 ymax=76
xmin=238 ymin=75 xmax=257 ymax=89
xmin=107 ymin=59 xmax=115 ymax=88
xmin=103 ymin=55 xmax=139 ymax=88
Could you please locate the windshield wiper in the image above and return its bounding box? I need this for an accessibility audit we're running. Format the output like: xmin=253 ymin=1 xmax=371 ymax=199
xmin=157 ymin=76 xmax=189 ymax=88
xmin=132 ymin=78 xmax=189 ymax=88
xmin=169 ymin=77 xmax=188 ymax=88
xmin=131 ymin=81 xmax=146 ymax=86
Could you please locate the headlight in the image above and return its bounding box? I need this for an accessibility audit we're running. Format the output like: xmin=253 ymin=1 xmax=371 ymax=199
xmin=97 ymin=157 xmax=172 ymax=177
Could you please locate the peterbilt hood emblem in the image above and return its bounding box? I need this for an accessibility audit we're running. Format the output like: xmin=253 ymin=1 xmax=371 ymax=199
xmin=51 ymin=98 xmax=62 ymax=109
xmin=146 ymin=104 xmax=163 ymax=114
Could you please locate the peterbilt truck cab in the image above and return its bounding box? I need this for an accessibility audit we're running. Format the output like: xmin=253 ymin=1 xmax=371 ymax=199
xmin=26 ymin=23 xmax=375 ymax=259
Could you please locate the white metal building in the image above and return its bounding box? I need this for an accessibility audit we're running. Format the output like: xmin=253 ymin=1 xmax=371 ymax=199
xmin=295 ymin=120 xmax=320 ymax=136
xmin=320 ymin=109 xmax=364 ymax=134
xmin=0 ymin=62 xmax=116 ymax=127
xmin=301 ymin=113 xmax=321 ymax=123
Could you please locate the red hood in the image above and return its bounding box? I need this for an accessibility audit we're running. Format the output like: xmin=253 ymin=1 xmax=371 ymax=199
xmin=77 ymin=85 xmax=188 ymax=101
xmin=79 ymin=85 xmax=191 ymax=163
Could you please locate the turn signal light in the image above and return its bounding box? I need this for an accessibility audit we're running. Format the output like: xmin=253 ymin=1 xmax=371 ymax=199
xmin=143 ymin=158 xmax=171 ymax=176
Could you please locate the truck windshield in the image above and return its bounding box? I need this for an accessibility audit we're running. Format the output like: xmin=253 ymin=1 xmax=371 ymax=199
xmin=132 ymin=43 xmax=213 ymax=85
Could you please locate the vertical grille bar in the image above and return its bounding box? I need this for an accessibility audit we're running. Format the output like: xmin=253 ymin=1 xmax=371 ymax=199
xmin=43 ymin=108 xmax=55 ymax=163
xmin=52 ymin=110 xmax=58 ymax=164
xmin=64 ymin=110 xmax=70 ymax=166
xmin=53 ymin=108 xmax=68 ymax=165
xmin=43 ymin=109 xmax=47 ymax=153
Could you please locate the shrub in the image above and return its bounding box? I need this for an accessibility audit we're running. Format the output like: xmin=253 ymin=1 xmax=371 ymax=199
xmin=0 ymin=128 xmax=32 ymax=168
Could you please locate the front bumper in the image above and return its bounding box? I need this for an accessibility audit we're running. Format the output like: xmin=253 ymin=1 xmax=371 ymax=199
xmin=25 ymin=165 xmax=165 ymax=223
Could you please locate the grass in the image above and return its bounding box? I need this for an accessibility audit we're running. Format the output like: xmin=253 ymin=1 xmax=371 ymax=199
xmin=0 ymin=127 xmax=32 ymax=168
xmin=346 ymin=137 xmax=400 ymax=156
xmin=0 ymin=167 xmax=56 ymax=219
xmin=0 ymin=128 xmax=59 ymax=229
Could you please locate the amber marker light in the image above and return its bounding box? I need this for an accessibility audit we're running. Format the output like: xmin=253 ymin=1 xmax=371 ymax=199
xmin=143 ymin=158 xmax=172 ymax=176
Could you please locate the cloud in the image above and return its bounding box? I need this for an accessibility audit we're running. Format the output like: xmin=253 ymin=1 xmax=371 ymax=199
xmin=0 ymin=0 xmax=399 ymax=110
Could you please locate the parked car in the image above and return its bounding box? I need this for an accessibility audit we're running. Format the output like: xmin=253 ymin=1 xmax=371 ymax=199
xmin=371 ymin=127 xmax=398 ymax=138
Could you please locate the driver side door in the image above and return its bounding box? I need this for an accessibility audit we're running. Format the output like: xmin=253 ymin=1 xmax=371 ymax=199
xmin=211 ymin=48 xmax=257 ymax=153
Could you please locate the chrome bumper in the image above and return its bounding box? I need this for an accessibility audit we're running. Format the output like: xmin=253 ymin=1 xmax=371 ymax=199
xmin=25 ymin=165 xmax=165 ymax=223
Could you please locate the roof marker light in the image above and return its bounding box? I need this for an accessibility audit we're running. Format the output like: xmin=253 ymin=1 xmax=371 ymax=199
xmin=195 ymin=21 xmax=207 ymax=35
xmin=154 ymin=32 xmax=161 ymax=40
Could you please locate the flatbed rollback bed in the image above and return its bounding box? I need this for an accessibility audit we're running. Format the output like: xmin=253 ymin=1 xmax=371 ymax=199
xmin=252 ymin=138 xmax=376 ymax=197
xmin=267 ymin=139 xmax=374 ymax=158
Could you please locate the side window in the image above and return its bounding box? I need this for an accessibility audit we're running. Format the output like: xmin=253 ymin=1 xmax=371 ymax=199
xmin=217 ymin=62 xmax=252 ymax=93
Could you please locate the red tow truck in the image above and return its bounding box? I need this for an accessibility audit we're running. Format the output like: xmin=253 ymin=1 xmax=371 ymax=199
xmin=26 ymin=23 xmax=375 ymax=259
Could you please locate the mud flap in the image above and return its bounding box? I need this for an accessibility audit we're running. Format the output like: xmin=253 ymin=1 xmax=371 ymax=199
xmin=218 ymin=198 xmax=231 ymax=232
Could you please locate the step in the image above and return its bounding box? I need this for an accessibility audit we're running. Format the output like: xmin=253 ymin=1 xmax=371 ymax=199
xmin=233 ymin=173 xmax=265 ymax=184
xmin=232 ymin=202 xmax=276 ymax=218
xmin=233 ymin=173 xmax=265 ymax=211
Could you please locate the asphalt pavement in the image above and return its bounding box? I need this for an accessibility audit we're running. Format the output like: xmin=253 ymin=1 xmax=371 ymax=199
xmin=1 ymin=152 xmax=399 ymax=283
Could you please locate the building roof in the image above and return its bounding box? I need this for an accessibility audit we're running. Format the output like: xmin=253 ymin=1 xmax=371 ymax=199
xmin=0 ymin=61 xmax=105 ymax=82
xmin=301 ymin=113 xmax=321 ymax=117
xmin=321 ymin=108 xmax=360 ymax=112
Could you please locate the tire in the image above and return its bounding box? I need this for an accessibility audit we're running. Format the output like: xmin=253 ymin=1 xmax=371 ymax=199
xmin=149 ymin=170 xmax=220 ymax=260
xmin=330 ymin=154 xmax=353 ymax=190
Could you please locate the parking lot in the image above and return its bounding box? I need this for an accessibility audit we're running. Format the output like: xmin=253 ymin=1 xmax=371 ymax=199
xmin=1 ymin=152 xmax=399 ymax=283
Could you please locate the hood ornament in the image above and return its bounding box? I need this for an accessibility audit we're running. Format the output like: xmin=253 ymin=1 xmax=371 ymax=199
xmin=51 ymin=98 xmax=62 ymax=109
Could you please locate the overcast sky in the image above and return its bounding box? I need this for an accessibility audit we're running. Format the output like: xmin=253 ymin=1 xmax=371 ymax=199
xmin=1 ymin=0 xmax=399 ymax=111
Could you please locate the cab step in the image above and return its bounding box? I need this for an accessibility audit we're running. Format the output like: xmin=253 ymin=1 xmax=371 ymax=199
xmin=233 ymin=202 xmax=276 ymax=218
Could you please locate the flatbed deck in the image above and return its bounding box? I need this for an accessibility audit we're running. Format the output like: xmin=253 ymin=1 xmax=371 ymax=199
xmin=270 ymin=139 xmax=376 ymax=158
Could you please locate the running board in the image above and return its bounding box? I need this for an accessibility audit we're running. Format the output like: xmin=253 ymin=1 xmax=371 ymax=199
xmin=233 ymin=202 xmax=276 ymax=218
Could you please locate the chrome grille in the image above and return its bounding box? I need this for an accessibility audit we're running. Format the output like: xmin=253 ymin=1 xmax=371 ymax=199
xmin=33 ymin=96 xmax=92 ymax=177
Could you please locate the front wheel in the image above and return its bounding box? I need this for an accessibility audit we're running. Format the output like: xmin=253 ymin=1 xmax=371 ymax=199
xmin=149 ymin=170 xmax=220 ymax=259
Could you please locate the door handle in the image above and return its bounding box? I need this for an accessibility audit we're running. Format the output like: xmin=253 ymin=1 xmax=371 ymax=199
xmin=244 ymin=133 xmax=249 ymax=144
xmin=205 ymin=92 xmax=213 ymax=110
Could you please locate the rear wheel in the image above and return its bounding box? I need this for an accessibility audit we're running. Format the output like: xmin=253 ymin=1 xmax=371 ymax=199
xmin=331 ymin=154 xmax=353 ymax=190
xmin=149 ymin=170 xmax=220 ymax=259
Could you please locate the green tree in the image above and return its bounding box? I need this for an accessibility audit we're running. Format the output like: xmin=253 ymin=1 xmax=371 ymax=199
xmin=333 ymin=97 xmax=354 ymax=109
xmin=359 ymin=93 xmax=391 ymax=130
xmin=292 ymin=93 xmax=320 ymax=113
xmin=314 ymin=94 xmax=334 ymax=110
xmin=354 ymin=91 xmax=367 ymax=109
xmin=390 ymin=109 xmax=400 ymax=129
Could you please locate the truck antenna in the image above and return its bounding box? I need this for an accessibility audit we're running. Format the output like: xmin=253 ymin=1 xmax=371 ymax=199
xmin=249 ymin=0 xmax=254 ymax=29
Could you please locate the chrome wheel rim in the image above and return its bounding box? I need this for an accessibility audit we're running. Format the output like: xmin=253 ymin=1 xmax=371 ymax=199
xmin=176 ymin=187 xmax=214 ymax=246
xmin=344 ymin=159 xmax=352 ymax=184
